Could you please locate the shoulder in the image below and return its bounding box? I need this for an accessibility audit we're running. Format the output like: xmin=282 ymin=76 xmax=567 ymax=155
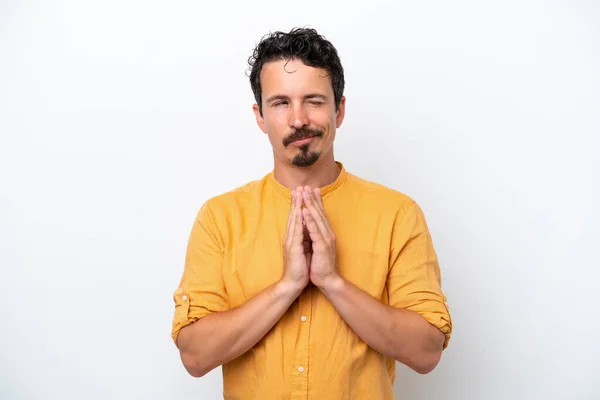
xmin=196 ymin=174 xmax=268 ymax=220
xmin=344 ymin=171 xmax=416 ymax=212
xmin=344 ymin=171 xmax=434 ymax=238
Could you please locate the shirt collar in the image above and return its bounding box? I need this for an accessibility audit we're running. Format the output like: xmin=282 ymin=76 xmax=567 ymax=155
xmin=268 ymin=161 xmax=348 ymax=202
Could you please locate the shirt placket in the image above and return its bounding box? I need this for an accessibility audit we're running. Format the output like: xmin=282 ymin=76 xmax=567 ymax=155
xmin=291 ymin=286 xmax=313 ymax=400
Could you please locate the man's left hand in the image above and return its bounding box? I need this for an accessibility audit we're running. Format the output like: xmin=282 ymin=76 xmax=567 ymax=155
xmin=300 ymin=186 xmax=340 ymax=290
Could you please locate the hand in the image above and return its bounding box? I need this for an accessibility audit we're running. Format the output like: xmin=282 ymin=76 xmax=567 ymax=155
xmin=280 ymin=189 xmax=311 ymax=292
xmin=300 ymin=186 xmax=340 ymax=290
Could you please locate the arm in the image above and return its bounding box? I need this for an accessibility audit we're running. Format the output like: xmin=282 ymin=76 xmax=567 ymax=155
xmin=173 ymin=190 xmax=310 ymax=377
xmin=177 ymin=280 xmax=303 ymax=377
xmin=301 ymin=188 xmax=451 ymax=374
xmin=319 ymin=276 xmax=445 ymax=374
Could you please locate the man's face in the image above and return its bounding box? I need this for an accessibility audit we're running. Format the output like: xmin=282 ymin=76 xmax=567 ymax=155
xmin=253 ymin=58 xmax=345 ymax=167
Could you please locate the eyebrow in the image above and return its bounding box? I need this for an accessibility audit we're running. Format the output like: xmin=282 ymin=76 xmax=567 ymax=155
xmin=265 ymin=94 xmax=328 ymax=104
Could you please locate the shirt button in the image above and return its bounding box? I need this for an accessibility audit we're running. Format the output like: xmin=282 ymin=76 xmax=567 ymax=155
xmin=298 ymin=366 xmax=304 ymax=373
xmin=182 ymin=295 xmax=187 ymax=301
xmin=300 ymin=315 xmax=307 ymax=322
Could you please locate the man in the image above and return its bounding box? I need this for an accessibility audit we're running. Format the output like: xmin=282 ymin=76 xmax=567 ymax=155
xmin=171 ymin=27 xmax=452 ymax=399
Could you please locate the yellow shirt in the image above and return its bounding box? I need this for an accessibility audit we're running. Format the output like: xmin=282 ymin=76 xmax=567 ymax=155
xmin=171 ymin=162 xmax=452 ymax=400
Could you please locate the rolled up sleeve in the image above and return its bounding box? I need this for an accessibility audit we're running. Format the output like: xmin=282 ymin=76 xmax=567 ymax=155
xmin=171 ymin=201 xmax=229 ymax=347
xmin=387 ymin=201 xmax=452 ymax=349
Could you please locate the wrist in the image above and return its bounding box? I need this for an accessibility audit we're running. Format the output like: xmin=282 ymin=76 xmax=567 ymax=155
xmin=316 ymin=273 xmax=345 ymax=296
xmin=276 ymin=278 xmax=305 ymax=300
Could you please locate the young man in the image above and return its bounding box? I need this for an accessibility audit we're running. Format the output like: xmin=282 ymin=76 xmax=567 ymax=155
xmin=171 ymin=28 xmax=452 ymax=399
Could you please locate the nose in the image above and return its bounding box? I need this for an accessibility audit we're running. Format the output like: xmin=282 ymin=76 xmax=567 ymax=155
xmin=289 ymin=103 xmax=309 ymax=129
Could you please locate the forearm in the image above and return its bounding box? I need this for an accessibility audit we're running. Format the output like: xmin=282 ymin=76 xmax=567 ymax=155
xmin=320 ymin=276 xmax=445 ymax=374
xmin=177 ymin=279 xmax=302 ymax=377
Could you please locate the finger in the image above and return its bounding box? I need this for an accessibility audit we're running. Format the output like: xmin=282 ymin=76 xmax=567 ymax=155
xmin=303 ymin=189 xmax=331 ymax=240
xmin=302 ymin=194 xmax=327 ymax=244
xmin=314 ymin=187 xmax=325 ymax=211
xmin=302 ymin=207 xmax=323 ymax=244
xmin=293 ymin=201 xmax=305 ymax=246
xmin=312 ymin=187 xmax=328 ymax=230
xmin=284 ymin=190 xmax=295 ymax=240
xmin=285 ymin=190 xmax=298 ymax=248
xmin=304 ymin=186 xmax=326 ymax=221
xmin=292 ymin=187 xmax=305 ymax=246
xmin=311 ymin=188 xmax=334 ymax=237
xmin=298 ymin=187 xmax=307 ymax=226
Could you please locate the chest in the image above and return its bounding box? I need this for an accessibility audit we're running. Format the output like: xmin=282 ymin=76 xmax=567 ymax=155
xmin=221 ymin=198 xmax=394 ymax=307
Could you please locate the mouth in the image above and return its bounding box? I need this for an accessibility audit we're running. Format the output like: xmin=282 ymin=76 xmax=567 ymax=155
xmin=290 ymin=136 xmax=316 ymax=146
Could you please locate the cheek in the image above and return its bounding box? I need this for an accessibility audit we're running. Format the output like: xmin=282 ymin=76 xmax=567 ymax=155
xmin=309 ymin=113 xmax=334 ymax=132
xmin=263 ymin=118 xmax=287 ymax=143
xmin=320 ymin=118 xmax=336 ymax=140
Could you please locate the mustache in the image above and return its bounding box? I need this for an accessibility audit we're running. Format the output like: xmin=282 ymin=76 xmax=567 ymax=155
xmin=282 ymin=128 xmax=323 ymax=147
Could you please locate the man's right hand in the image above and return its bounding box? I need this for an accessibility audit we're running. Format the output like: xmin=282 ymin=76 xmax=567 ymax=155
xmin=281 ymin=188 xmax=310 ymax=292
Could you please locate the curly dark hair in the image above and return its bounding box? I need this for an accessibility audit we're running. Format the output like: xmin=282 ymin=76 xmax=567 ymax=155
xmin=248 ymin=27 xmax=345 ymax=116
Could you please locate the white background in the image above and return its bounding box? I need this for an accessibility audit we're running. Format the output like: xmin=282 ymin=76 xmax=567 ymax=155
xmin=1 ymin=1 xmax=599 ymax=399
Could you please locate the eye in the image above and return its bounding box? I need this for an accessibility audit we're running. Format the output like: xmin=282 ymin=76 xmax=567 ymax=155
xmin=308 ymin=101 xmax=324 ymax=106
xmin=273 ymin=101 xmax=288 ymax=107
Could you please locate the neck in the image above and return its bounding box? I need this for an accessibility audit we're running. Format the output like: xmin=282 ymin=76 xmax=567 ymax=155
xmin=273 ymin=152 xmax=340 ymax=190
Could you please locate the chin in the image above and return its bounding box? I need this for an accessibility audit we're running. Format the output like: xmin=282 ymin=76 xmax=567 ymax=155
xmin=291 ymin=150 xmax=320 ymax=167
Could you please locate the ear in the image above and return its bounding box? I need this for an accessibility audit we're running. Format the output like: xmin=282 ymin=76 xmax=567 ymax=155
xmin=335 ymin=96 xmax=346 ymax=128
xmin=252 ymin=104 xmax=268 ymax=134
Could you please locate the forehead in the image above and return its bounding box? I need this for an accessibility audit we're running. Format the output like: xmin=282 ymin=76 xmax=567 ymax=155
xmin=260 ymin=58 xmax=333 ymax=97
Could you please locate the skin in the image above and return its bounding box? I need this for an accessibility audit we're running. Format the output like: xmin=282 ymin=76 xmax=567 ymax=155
xmin=252 ymin=58 xmax=344 ymax=190
xmin=177 ymin=57 xmax=445 ymax=378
